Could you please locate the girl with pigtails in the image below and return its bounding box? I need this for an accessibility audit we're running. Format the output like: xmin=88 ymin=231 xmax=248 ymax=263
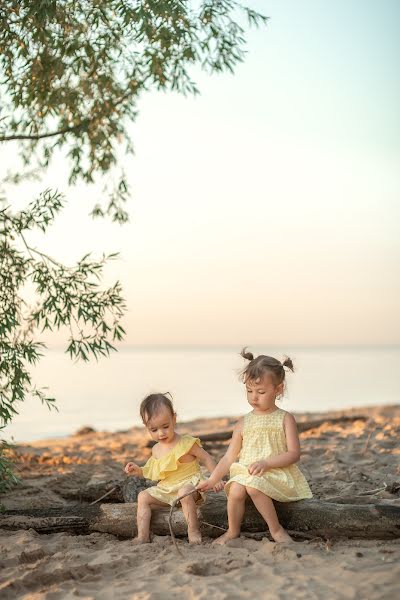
xmin=198 ymin=349 xmax=312 ymax=544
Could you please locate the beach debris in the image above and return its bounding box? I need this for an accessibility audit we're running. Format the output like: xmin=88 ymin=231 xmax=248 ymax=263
xmin=89 ymin=486 xmax=119 ymax=505
xmin=75 ymin=426 xmax=97 ymax=436
xmin=50 ymin=477 xmax=124 ymax=504
xmin=325 ymin=480 xmax=400 ymax=503
xmin=2 ymin=495 xmax=400 ymax=540
xmin=90 ymin=475 xmax=158 ymax=505
xmin=147 ymin=415 xmax=370 ymax=448
xmin=362 ymin=425 xmax=375 ymax=454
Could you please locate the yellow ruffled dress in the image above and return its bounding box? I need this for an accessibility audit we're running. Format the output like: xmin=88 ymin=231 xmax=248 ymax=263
xmin=142 ymin=434 xmax=206 ymax=506
xmin=225 ymin=409 xmax=312 ymax=502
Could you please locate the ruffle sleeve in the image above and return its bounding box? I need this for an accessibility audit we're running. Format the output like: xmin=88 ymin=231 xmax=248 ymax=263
xmin=142 ymin=456 xmax=160 ymax=481
xmin=142 ymin=435 xmax=201 ymax=481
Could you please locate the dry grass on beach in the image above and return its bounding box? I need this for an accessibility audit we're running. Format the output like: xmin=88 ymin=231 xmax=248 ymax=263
xmin=1 ymin=405 xmax=399 ymax=599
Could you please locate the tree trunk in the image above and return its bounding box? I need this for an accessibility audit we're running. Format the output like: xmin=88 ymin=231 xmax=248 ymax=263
xmin=1 ymin=495 xmax=399 ymax=540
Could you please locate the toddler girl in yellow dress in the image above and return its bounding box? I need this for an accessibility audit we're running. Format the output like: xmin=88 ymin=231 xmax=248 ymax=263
xmin=198 ymin=349 xmax=312 ymax=544
xmin=124 ymin=393 xmax=223 ymax=544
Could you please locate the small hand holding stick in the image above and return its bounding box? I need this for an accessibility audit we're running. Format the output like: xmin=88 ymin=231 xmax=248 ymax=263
xmin=89 ymin=462 xmax=141 ymax=506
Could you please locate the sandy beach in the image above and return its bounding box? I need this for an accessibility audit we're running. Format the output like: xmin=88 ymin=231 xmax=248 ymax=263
xmin=1 ymin=405 xmax=399 ymax=599
xmin=2 ymin=1 xmax=398 ymax=598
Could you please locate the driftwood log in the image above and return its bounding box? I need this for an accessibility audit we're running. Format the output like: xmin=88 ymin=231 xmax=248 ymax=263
xmin=1 ymin=495 xmax=399 ymax=540
xmin=56 ymin=479 xmax=125 ymax=503
xmin=146 ymin=415 xmax=369 ymax=447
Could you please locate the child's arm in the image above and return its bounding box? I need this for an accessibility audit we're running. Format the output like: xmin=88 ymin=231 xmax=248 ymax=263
xmin=124 ymin=461 xmax=143 ymax=477
xmin=124 ymin=442 xmax=160 ymax=478
xmin=189 ymin=444 xmax=217 ymax=474
xmin=248 ymin=413 xmax=301 ymax=475
xmin=196 ymin=419 xmax=243 ymax=492
xmin=189 ymin=444 xmax=224 ymax=491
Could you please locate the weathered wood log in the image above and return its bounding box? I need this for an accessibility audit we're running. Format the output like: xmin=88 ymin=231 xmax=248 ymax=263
xmin=1 ymin=495 xmax=399 ymax=539
xmin=46 ymin=477 xmax=155 ymax=505
xmin=146 ymin=415 xmax=369 ymax=447
xmin=0 ymin=505 xmax=101 ymax=535
xmin=55 ymin=480 xmax=125 ymax=503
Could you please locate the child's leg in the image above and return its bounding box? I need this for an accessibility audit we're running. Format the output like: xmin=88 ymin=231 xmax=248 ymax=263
xmin=213 ymin=482 xmax=247 ymax=545
xmin=135 ymin=490 xmax=168 ymax=543
xmin=177 ymin=484 xmax=202 ymax=544
xmin=245 ymin=487 xmax=292 ymax=543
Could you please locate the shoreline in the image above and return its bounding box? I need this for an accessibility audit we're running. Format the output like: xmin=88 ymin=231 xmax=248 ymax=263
xmin=6 ymin=402 xmax=400 ymax=445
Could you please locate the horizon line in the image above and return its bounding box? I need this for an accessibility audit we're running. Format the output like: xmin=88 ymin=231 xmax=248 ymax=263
xmin=44 ymin=343 xmax=400 ymax=352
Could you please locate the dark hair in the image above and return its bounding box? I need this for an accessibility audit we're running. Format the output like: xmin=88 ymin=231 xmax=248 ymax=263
xmin=140 ymin=393 xmax=175 ymax=424
xmin=240 ymin=347 xmax=294 ymax=386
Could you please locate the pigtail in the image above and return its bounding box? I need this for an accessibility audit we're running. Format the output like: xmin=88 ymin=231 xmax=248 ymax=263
xmin=282 ymin=356 xmax=294 ymax=372
xmin=239 ymin=349 xmax=294 ymax=385
xmin=240 ymin=347 xmax=254 ymax=361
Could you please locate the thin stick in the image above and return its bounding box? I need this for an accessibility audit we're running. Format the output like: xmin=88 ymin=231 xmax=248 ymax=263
xmin=287 ymin=530 xmax=321 ymax=540
xmin=202 ymin=521 xmax=227 ymax=531
xmin=363 ymin=429 xmax=374 ymax=454
xmin=358 ymin=483 xmax=387 ymax=496
xmin=89 ymin=486 xmax=118 ymax=506
xmin=168 ymin=489 xmax=199 ymax=556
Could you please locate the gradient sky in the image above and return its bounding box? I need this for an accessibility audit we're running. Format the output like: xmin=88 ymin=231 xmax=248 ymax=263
xmin=2 ymin=0 xmax=400 ymax=346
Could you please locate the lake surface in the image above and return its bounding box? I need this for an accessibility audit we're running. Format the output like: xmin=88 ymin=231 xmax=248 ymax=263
xmin=4 ymin=346 xmax=400 ymax=442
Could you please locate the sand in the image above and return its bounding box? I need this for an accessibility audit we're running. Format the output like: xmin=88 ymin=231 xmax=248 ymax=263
xmin=1 ymin=405 xmax=399 ymax=599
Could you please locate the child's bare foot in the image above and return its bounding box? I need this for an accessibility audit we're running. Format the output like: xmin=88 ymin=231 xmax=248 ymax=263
xmin=188 ymin=528 xmax=202 ymax=544
xmin=271 ymin=527 xmax=293 ymax=543
xmin=212 ymin=530 xmax=240 ymax=545
xmin=132 ymin=536 xmax=151 ymax=545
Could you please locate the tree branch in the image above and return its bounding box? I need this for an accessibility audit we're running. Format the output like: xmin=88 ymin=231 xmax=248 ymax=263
xmin=0 ymin=123 xmax=86 ymax=142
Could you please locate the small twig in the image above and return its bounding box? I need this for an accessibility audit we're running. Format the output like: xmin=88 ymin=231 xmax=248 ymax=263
xmin=89 ymin=486 xmax=118 ymax=506
xmin=20 ymin=231 xmax=64 ymax=267
xmin=241 ymin=531 xmax=267 ymax=540
xmin=0 ymin=122 xmax=86 ymax=142
xmin=358 ymin=483 xmax=387 ymax=497
xmin=287 ymin=530 xmax=320 ymax=540
xmin=168 ymin=489 xmax=202 ymax=556
xmin=202 ymin=521 xmax=227 ymax=532
xmin=363 ymin=429 xmax=374 ymax=454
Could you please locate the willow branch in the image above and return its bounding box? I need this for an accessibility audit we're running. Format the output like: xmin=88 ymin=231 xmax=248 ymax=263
xmin=0 ymin=123 xmax=86 ymax=142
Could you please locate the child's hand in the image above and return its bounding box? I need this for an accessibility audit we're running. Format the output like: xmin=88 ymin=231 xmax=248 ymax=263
xmin=248 ymin=460 xmax=269 ymax=476
xmin=212 ymin=480 xmax=225 ymax=493
xmin=196 ymin=478 xmax=216 ymax=492
xmin=124 ymin=462 xmax=140 ymax=476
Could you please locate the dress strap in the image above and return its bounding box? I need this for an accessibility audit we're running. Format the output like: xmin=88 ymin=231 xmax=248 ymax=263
xmin=276 ymin=408 xmax=287 ymax=426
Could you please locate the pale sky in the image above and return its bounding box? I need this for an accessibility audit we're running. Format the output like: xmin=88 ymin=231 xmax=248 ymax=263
xmin=2 ymin=0 xmax=400 ymax=346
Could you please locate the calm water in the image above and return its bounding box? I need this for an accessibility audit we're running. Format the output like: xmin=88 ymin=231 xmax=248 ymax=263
xmin=4 ymin=346 xmax=400 ymax=442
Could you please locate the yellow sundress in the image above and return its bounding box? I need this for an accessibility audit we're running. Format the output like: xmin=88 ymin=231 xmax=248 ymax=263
xmin=142 ymin=434 xmax=206 ymax=506
xmin=225 ymin=409 xmax=312 ymax=502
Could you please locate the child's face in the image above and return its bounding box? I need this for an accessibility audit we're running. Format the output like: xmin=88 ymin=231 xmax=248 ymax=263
xmin=246 ymin=373 xmax=283 ymax=413
xmin=145 ymin=407 xmax=176 ymax=444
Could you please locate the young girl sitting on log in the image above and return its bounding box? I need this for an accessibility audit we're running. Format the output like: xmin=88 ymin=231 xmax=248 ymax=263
xmin=197 ymin=349 xmax=312 ymax=544
xmin=124 ymin=393 xmax=224 ymax=544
